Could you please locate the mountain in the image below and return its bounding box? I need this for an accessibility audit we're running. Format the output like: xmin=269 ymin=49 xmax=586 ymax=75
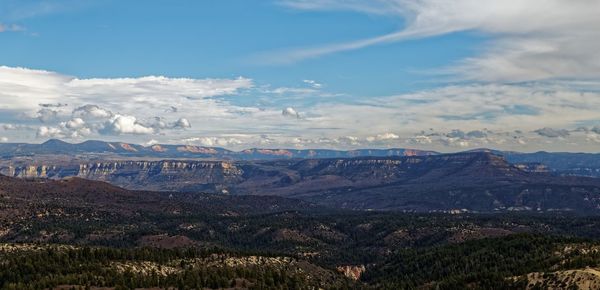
xmin=5 ymin=140 xmax=600 ymax=178
xmin=5 ymin=152 xmax=600 ymax=213
xmin=467 ymin=148 xmax=600 ymax=177
xmin=0 ymin=139 xmax=436 ymax=159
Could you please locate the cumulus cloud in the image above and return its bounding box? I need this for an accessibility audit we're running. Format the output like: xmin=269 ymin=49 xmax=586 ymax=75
xmin=282 ymin=107 xmax=301 ymax=119
xmin=334 ymin=136 xmax=361 ymax=146
xmin=0 ymin=66 xmax=256 ymax=141
xmin=36 ymin=108 xmax=59 ymax=123
xmin=173 ymin=118 xmax=191 ymax=129
xmin=183 ymin=136 xmax=243 ymax=147
xmin=4 ymin=65 xmax=600 ymax=151
xmin=102 ymin=115 xmax=155 ymax=135
xmin=67 ymin=126 xmax=92 ymax=138
xmin=73 ymin=104 xmax=113 ymax=120
xmin=276 ymin=0 xmax=600 ymax=82
xmin=146 ymin=117 xmax=192 ymax=131
xmin=0 ymin=137 xmax=8 ymax=143
xmin=36 ymin=126 xmax=64 ymax=138
xmin=64 ymin=117 xmax=85 ymax=129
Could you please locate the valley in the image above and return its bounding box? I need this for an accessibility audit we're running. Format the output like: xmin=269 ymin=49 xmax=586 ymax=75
xmin=4 ymin=141 xmax=600 ymax=288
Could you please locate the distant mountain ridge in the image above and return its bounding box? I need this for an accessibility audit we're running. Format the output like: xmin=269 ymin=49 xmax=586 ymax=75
xmin=3 ymin=139 xmax=600 ymax=177
xmin=0 ymin=139 xmax=436 ymax=159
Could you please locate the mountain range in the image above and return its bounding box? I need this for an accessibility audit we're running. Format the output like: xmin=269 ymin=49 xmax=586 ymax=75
xmin=0 ymin=139 xmax=435 ymax=159
xmin=3 ymin=139 xmax=600 ymax=177
xmin=4 ymin=148 xmax=600 ymax=213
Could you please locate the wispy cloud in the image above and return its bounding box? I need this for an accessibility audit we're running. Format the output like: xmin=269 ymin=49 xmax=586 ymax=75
xmin=272 ymin=0 xmax=600 ymax=82
xmin=0 ymin=23 xmax=24 ymax=32
xmin=0 ymin=0 xmax=89 ymax=21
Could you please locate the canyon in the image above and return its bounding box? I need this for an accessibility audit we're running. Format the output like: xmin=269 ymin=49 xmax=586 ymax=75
xmin=4 ymin=151 xmax=600 ymax=213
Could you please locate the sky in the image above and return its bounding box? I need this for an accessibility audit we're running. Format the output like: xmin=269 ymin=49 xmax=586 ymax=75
xmin=1 ymin=0 xmax=600 ymax=152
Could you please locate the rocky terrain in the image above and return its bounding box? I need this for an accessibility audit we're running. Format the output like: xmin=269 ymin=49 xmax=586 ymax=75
xmin=521 ymin=268 xmax=600 ymax=289
xmin=4 ymin=151 xmax=600 ymax=213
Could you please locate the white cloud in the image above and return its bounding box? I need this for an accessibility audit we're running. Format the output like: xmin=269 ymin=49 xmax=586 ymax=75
xmin=0 ymin=66 xmax=252 ymax=113
xmin=282 ymin=107 xmax=301 ymax=119
xmin=65 ymin=117 xmax=85 ymax=129
xmin=2 ymin=124 xmax=34 ymax=131
xmin=0 ymin=23 xmax=24 ymax=32
xmin=303 ymin=79 xmax=322 ymax=89
xmin=0 ymin=137 xmax=8 ymax=143
xmin=270 ymin=87 xmax=319 ymax=95
xmin=36 ymin=126 xmax=64 ymax=138
xmin=4 ymin=66 xmax=600 ymax=152
xmin=183 ymin=136 xmax=243 ymax=147
xmin=173 ymin=118 xmax=191 ymax=129
xmin=36 ymin=108 xmax=59 ymax=123
xmin=0 ymin=66 xmax=257 ymax=141
xmin=68 ymin=126 xmax=92 ymax=138
xmin=276 ymin=0 xmax=600 ymax=82
xmin=102 ymin=115 xmax=155 ymax=135
xmin=585 ymin=133 xmax=600 ymax=144
xmin=146 ymin=117 xmax=192 ymax=131
xmin=73 ymin=104 xmax=113 ymax=120
xmin=369 ymin=133 xmax=400 ymax=141
xmin=145 ymin=139 xmax=160 ymax=146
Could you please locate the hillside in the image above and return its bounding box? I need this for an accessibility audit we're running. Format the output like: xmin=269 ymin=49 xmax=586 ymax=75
xmin=0 ymin=174 xmax=318 ymax=222
xmin=5 ymin=174 xmax=600 ymax=288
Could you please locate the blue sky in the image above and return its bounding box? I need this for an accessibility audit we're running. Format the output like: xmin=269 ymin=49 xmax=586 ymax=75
xmin=1 ymin=0 xmax=600 ymax=152
xmin=0 ymin=1 xmax=480 ymax=94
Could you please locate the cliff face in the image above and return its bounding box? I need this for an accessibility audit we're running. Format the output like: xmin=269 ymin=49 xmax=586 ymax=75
xmin=9 ymin=165 xmax=57 ymax=178
xmin=1 ymin=160 xmax=244 ymax=192
xmin=2 ymin=152 xmax=515 ymax=191
xmin=80 ymin=160 xmax=244 ymax=192
xmin=4 ymin=152 xmax=600 ymax=213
